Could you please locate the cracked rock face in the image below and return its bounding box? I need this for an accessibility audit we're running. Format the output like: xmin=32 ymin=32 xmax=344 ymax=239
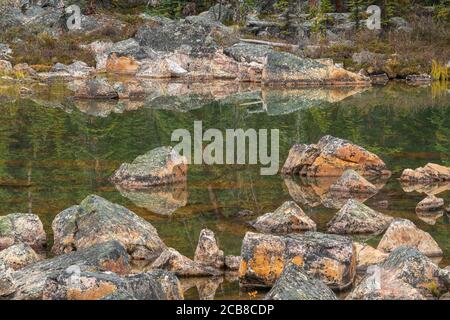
xmin=51 ymin=195 xmax=167 ymax=261
xmin=377 ymin=219 xmax=443 ymax=257
xmin=0 ymin=213 xmax=47 ymax=251
xmin=249 ymin=201 xmax=316 ymax=234
xmin=327 ymin=199 xmax=393 ymax=234
xmin=265 ymin=262 xmax=338 ymax=300
xmin=282 ymin=135 xmax=390 ymax=177
xmin=110 ymin=146 xmax=188 ymax=188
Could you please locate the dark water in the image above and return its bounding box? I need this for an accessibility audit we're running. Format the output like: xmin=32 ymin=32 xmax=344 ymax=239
xmin=0 ymin=80 xmax=449 ymax=299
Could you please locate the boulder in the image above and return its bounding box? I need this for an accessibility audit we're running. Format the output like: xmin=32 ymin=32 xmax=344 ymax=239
xmin=41 ymin=61 xmax=95 ymax=79
xmin=73 ymin=78 xmax=119 ymax=99
xmin=0 ymin=43 xmax=12 ymax=60
xmin=265 ymin=262 xmax=338 ymax=300
xmin=416 ymin=195 xmax=445 ymax=213
xmin=239 ymin=232 xmax=356 ymax=290
xmin=224 ymin=256 xmax=241 ymax=271
xmin=354 ymin=242 xmax=388 ymax=270
xmin=0 ymin=243 xmax=40 ymax=270
xmin=406 ymin=74 xmax=432 ymax=84
xmin=42 ymin=267 xmax=183 ymax=300
xmin=377 ymin=219 xmax=443 ymax=257
xmin=10 ymin=240 xmax=130 ymax=300
xmin=194 ymin=229 xmax=225 ymax=270
xmin=281 ymin=135 xmax=390 ymax=177
xmin=327 ymin=199 xmax=393 ymax=234
xmin=224 ymin=42 xmax=274 ymax=64
xmin=110 ymin=146 xmax=188 ymax=188
xmin=0 ymin=60 xmax=13 ymax=73
xmin=347 ymin=246 xmax=445 ymax=300
xmin=0 ymin=213 xmax=46 ymax=251
xmin=51 ymin=195 xmax=167 ymax=261
xmin=400 ymin=163 xmax=450 ymax=183
xmin=13 ymin=63 xmax=37 ymax=77
xmin=0 ymin=261 xmax=16 ymax=297
xmin=249 ymin=201 xmax=316 ymax=234
xmin=106 ymin=53 xmax=140 ymax=74
xmin=329 ymin=170 xmax=378 ymax=194
xmin=150 ymin=248 xmax=221 ymax=277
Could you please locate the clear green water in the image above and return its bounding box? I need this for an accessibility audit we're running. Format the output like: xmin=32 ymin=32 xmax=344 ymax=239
xmin=0 ymin=81 xmax=449 ymax=299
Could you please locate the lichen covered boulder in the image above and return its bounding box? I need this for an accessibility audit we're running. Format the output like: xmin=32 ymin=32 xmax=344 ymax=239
xmin=239 ymin=232 xmax=356 ymax=290
xmin=265 ymin=262 xmax=338 ymax=300
xmin=51 ymin=195 xmax=167 ymax=261
xmin=249 ymin=201 xmax=316 ymax=234
xmin=194 ymin=229 xmax=225 ymax=270
xmin=327 ymin=199 xmax=393 ymax=234
xmin=400 ymin=163 xmax=450 ymax=183
xmin=0 ymin=243 xmax=41 ymax=270
xmin=110 ymin=146 xmax=188 ymax=188
xmin=281 ymin=136 xmax=390 ymax=177
xmin=377 ymin=219 xmax=443 ymax=257
xmin=0 ymin=213 xmax=47 ymax=251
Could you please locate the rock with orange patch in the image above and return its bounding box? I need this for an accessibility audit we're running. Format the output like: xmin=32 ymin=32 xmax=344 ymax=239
xmin=239 ymin=232 xmax=356 ymax=290
xmin=106 ymin=53 xmax=140 ymax=74
xmin=354 ymin=242 xmax=388 ymax=270
xmin=10 ymin=241 xmax=130 ymax=300
xmin=282 ymin=135 xmax=390 ymax=177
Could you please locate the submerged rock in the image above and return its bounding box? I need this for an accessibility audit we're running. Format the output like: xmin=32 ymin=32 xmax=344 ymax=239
xmin=354 ymin=242 xmax=388 ymax=270
xmin=0 ymin=213 xmax=47 ymax=251
xmin=415 ymin=195 xmax=444 ymax=213
xmin=281 ymin=135 xmax=390 ymax=177
xmin=0 ymin=243 xmax=40 ymax=270
xmin=400 ymin=163 xmax=450 ymax=183
xmin=194 ymin=229 xmax=225 ymax=270
xmin=377 ymin=219 xmax=443 ymax=257
xmin=110 ymin=146 xmax=188 ymax=188
xmin=265 ymin=262 xmax=338 ymax=300
xmin=327 ymin=199 xmax=393 ymax=234
xmin=329 ymin=170 xmax=378 ymax=194
xmin=249 ymin=201 xmax=316 ymax=234
xmin=347 ymin=246 xmax=445 ymax=300
xmin=51 ymin=195 xmax=167 ymax=261
xmin=10 ymin=241 xmax=130 ymax=300
xmin=239 ymin=232 xmax=355 ymax=290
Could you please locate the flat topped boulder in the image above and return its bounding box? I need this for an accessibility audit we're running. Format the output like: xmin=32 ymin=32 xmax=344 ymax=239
xmin=249 ymin=201 xmax=316 ymax=234
xmin=0 ymin=213 xmax=47 ymax=251
xmin=327 ymin=199 xmax=393 ymax=234
xmin=377 ymin=218 xmax=443 ymax=257
xmin=282 ymin=135 xmax=390 ymax=177
xmin=329 ymin=170 xmax=378 ymax=194
xmin=265 ymin=262 xmax=338 ymax=300
xmin=400 ymin=163 xmax=450 ymax=183
xmin=239 ymin=231 xmax=355 ymax=290
xmin=110 ymin=146 xmax=188 ymax=188
xmin=51 ymin=195 xmax=167 ymax=261
xmin=416 ymin=195 xmax=445 ymax=213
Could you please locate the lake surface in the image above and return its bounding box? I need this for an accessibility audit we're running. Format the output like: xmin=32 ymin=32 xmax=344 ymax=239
xmin=0 ymin=80 xmax=449 ymax=299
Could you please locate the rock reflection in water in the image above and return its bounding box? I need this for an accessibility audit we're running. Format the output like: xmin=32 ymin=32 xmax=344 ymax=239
xmin=401 ymin=181 xmax=450 ymax=196
xmin=416 ymin=211 xmax=444 ymax=225
xmin=180 ymin=272 xmax=239 ymax=300
xmin=115 ymin=183 xmax=188 ymax=216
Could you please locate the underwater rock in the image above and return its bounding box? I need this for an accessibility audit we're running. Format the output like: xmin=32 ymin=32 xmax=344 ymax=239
xmin=0 ymin=213 xmax=47 ymax=251
xmin=347 ymin=246 xmax=445 ymax=300
xmin=51 ymin=195 xmax=167 ymax=261
xmin=194 ymin=229 xmax=225 ymax=270
xmin=239 ymin=231 xmax=355 ymax=290
xmin=265 ymin=262 xmax=338 ymax=300
xmin=354 ymin=242 xmax=388 ymax=271
xmin=249 ymin=201 xmax=316 ymax=234
xmin=415 ymin=195 xmax=444 ymax=213
xmin=327 ymin=199 xmax=393 ymax=234
xmin=110 ymin=146 xmax=188 ymax=188
xmin=281 ymin=135 xmax=390 ymax=177
xmin=400 ymin=163 xmax=450 ymax=183
xmin=377 ymin=219 xmax=443 ymax=257
xmin=0 ymin=243 xmax=41 ymax=270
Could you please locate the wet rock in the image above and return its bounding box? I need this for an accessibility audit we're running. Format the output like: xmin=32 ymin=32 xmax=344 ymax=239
xmin=51 ymin=195 xmax=167 ymax=261
xmin=282 ymin=135 xmax=390 ymax=177
xmin=0 ymin=243 xmax=40 ymax=270
xmin=347 ymin=246 xmax=445 ymax=300
xmin=194 ymin=229 xmax=225 ymax=270
xmin=73 ymin=78 xmax=118 ymax=99
xmin=224 ymin=256 xmax=241 ymax=271
xmin=265 ymin=262 xmax=338 ymax=300
xmin=110 ymin=146 xmax=188 ymax=188
xmin=400 ymin=163 xmax=450 ymax=183
xmin=0 ymin=261 xmax=16 ymax=297
xmin=354 ymin=242 xmax=388 ymax=270
xmin=150 ymin=248 xmax=221 ymax=277
xmin=10 ymin=240 xmax=130 ymax=300
xmin=0 ymin=213 xmax=47 ymax=251
xmin=327 ymin=199 xmax=393 ymax=234
xmin=239 ymin=232 xmax=356 ymax=290
xmin=249 ymin=201 xmax=316 ymax=234
xmin=377 ymin=219 xmax=443 ymax=257
xmin=43 ymin=267 xmax=183 ymax=300
xmin=329 ymin=170 xmax=378 ymax=194
xmin=416 ymin=195 xmax=445 ymax=213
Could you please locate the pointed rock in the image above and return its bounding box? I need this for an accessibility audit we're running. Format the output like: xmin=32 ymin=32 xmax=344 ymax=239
xmin=327 ymin=199 xmax=393 ymax=234
xmin=416 ymin=195 xmax=444 ymax=213
xmin=400 ymin=163 xmax=450 ymax=183
xmin=249 ymin=201 xmax=316 ymax=234
xmin=194 ymin=229 xmax=225 ymax=270
xmin=377 ymin=219 xmax=443 ymax=257
xmin=329 ymin=170 xmax=378 ymax=194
